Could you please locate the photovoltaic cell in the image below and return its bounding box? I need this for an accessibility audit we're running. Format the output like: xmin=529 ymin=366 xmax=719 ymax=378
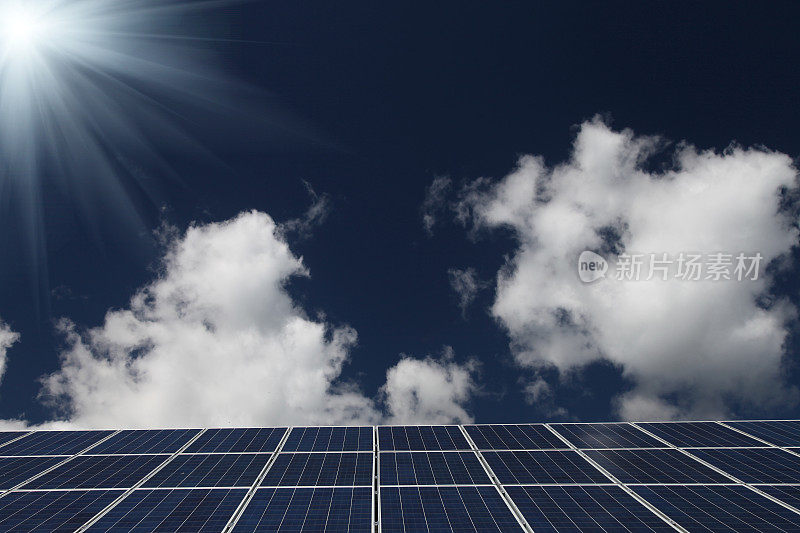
xmin=87 ymin=429 xmax=201 ymax=455
xmin=185 ymin=428 xmax=286 ymax=454
xmin=507 ymin=485 xmax=674 ymax=532
xmin=381 ymin=485 xmax=522 ymax=532
xmin=88 ymin=488 xmax=246 ymax=532
xmin=23 ymin=454 xmax=168 ymax=489
xmin=380 ymin=452 xmax=491 ymax=485
xmin=0 ymin=432 xmax=28 ymax=448
xmin=633 ymin=484 xmax=800 ymax=532
xmin=143 ymin=453 xmax=270 ymax=488
xmin=758 ymin=485 xmax=800 ymax=510
xmin=378 ymin=425 xmax=470 ymax=451
xmin=483 ymin=451 xmax=610 ymax=484
xmin=283 ymin=427 xmax=372 ymax=452
xmin=689 ymin=448 xmax=800 ymax=483
xmin=0 ymin=490 xmax=121 ymax=532
xmin=465 ymin=424 xmax=566 ymax=450
xmin=727 ymin=420 xmax=800 ymax=447
xmin=0 ymin=456 xmax=64 ymax=489
xmin=551 ymin=423 xmax=663 ymax=449
xmin=261 ymin=453 xmax=372 ymax=487
xmin=233 ymin=487 xmax=372 ymax=532
xmin=583 ymin=449 xmax=731 ymax=484
xmin=637 ymin=422 xmax=762 ymax=447
xmin=0 ymin=430 xmax=112 ymax=456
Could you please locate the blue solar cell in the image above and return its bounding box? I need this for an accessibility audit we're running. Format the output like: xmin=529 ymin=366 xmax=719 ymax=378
xmin=0 ymin=430 xmax=113 ymax=456
xmin=727 ymin=421 xmax=800 ymax=447
xmin=637 ymin=422 xmax=762 ymax=447
xmin=380 ymin=452 xmax=490 ymax=485
xmin=233 ymin=487 xmax=372 ymax=532
xmin=689 ymin=448 xmax=800 ymax=483
xmin=634 ymin=485 xmax=800 ymax=532
xmin=88 ymin=429 xmax=201 ymax=455
xmin=23 ymin=454 xmax=168 ymax=489
xmin=483 ymin=451 xmax=610 ymax=484
xmin=87 ymin=488 xmax=246 ymax=532
xmin=283 ymin=427 xmax=373 ymax=452
xmin=381 ymin=486 xmax=522 ymax=532
xmin=0 ymin=456 xmax=64 ymax=489
xmin=261 ymin=453 xmax=372 ymax=487
xmin=551 ymin=423 xmax=663 ymax=449
xmin=507 ymin=485 xmax=674 ymax=531
xmin=185 ymin=428 xmax=286 ymax=453
xmin=758 ymin=485 xmax=800 ymax=510
xmin=143 ymin=453 xmax=270 ymax=488
xmin=378 ymin=425 xmax=470 ymax=451
xmin=584 ymin=449 xmax=731 ymax=484
xmin=465 ymin=424 xmax=566 ymax=450
xmin=0 ymin=432 xmax=28 ymax=449
xmin=0 ymin=489 xmax=121 ymax=532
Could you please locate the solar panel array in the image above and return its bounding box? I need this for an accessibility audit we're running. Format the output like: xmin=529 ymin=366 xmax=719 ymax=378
xmin=3 ymin=421 xmax=800 ymax=531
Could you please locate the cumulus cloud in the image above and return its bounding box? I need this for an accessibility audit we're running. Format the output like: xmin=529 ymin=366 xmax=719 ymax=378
xmin=421 ymin=176 xmax=452 ymax=235
xmin=458 ymin=117 xmax=800 ymax=420
xmin=381 ymin=347 xmax=477 ymax=424
xmin=448 ymin=268 xmax=487 ymax=317
xmin=0 ymin=321 xmax=20 ymax=385
xmin=0 ymin=210 xmax=475 ymax=428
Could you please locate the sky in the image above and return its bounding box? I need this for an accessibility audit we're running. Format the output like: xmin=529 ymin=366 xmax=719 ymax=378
xmin=1 ymin=1 xmax=800 ymax=428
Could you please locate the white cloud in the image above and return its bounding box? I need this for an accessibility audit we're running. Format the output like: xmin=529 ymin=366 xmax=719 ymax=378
xmin=0 ymin=321 xmax=20 ymax=386
xmin=381 ymin=347 xmax=477 ymax=424
xmin=448 ymin=267 xmax=486 ymax=317
xmin=279 ymin=181 xmax=332 ymax=241
xmin=0 ymin=210 xmax=475 ymax=429
xmin=421 ymin=176 xmax=452 ymax=235
xmin=458 ymin=117 xmax=800 ymax=420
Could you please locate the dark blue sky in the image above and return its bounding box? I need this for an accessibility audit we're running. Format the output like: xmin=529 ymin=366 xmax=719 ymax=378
xmin=2 ymin=1 xmax=800 ymax=424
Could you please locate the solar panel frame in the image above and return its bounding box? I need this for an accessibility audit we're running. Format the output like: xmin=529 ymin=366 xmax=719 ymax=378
xmin=282 ymin=427 xmax=373 ymax=452
xmin=551 ymin=423 xmax=664 ymax=449
xmin=0 ymin=489 xmax=123 ymax=532
xmin=757 ymin=484 xmax=800 ymax=510
xmin=507 ymin=485 xmax=675 ymax=531
xmin=482 ymin=450 xmax=612 ymax=485
xmin=379 ymin=451 xmax=492 ymax=486
xmin=87 ymin=429 xmax=201 ymax=455
xmin=0 ymin=430 xmax=113 ymax=456
xmin=143 ymin=453 xmax=271 ymax=488
xmin=378 ymin=425 xmax=471 ymax=451
xmin=583 ymin=449 xmax=733 ymax=484
xmin=184 ymin=428 xmax=286 ymax=454
xmin=22 ymin=454 xmax=170 ymax=490
xmin=688 ymin=448 xmax=800 ymax=483
xmin=86 ymin=488 xmax=247 ymax=532
xmin=261 ymin=452 xmax=373 ymax=487
xmin=637 ymin=422 xmax=763 ymax=447
xmin=465 ymin=424 xmax=567 ymax=450
xmin=0 ymin=432 xmax=29 ymax=448
xmin=726 ymin=420 xmax=800 ymax=447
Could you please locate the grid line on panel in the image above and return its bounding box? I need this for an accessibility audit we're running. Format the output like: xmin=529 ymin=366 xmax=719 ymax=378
xmin=372 ymin=425 xmax=378 ymax=533
xmin=542 ymin=424 xmax=685 ymax=532
xmin=223 ymin=425 xmax=293 ymax=533
xmin=718 ymin=421 xmax=800 ymax=461
xmin=0 ymin=431 xmax=34 ymax=452
xmin=631 ymin=422 xmax=800 ymax=516
xmin=75 ymin=428 xmax=209 ymax=532
xmin=0 ymin=430 xmax=122 ymax=500
xmin=636 ymin=421 xmax=762 ymax=448
xmin=459 ymin=425 xmax=534 ymax=532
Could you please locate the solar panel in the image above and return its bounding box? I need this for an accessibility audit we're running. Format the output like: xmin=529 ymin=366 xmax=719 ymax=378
xmin=232 ymin=487 xmax=372 ymax=532
xmin=482 ymin=451 xmax=611 ymax=484
xmin=378 ymin=425 xmax=470 ymax=451
xmin=380 ymin=452 xmax=491 ymax=485
xmin=185 ymin=428 xmax=286 ymax=454
xmin=507 ymin=485 xmax=674 ymax=531
xmin=0 ymin=456 xmax=64 ymax=489
xmin=261 ymin=453 xmax=372 ymax=487
xmin=465 ymin=424 xmax=566 ymax=450
xmin=0 ymin=432 xmax=28 ymax=448
xmin=583 ymin=449 xmax=731 ymax=484
xmin=551 ymin=423 xmax=663 ymax=449
xmin=727 ymin=420 xmax=800 ymax=447
xmin=381 ymin=485 xmax=522 ymax=532
xmin=758 ymin=485 xmax=800 ymax=509
xmin=87 ymin=429 xmax=201 ymax=455
xmin=0 ymin=430 xmax=112 ymax=456
xmin=87 ymin=488 xmax=246 ymax=532
xmin=637 ymin=422 xmax=762 ymax=447
xmin=689 ymin=448 xmax=800 ymax=483
xmin=143 ymin=453 xmax=271 ymax=488
xmin=283 ymin=427 xmax=372 ymax=452
xmin=0 ymin=490 xmax=121 ymax=532
xmin=633 ymin=484 xmax=800 ymax=531
xmin=22 ymin=454 xmax=168 ymax=489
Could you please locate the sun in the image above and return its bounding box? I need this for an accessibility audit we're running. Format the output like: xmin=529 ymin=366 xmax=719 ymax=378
xmin=0 ymin=2 xmax=47 ymax=55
